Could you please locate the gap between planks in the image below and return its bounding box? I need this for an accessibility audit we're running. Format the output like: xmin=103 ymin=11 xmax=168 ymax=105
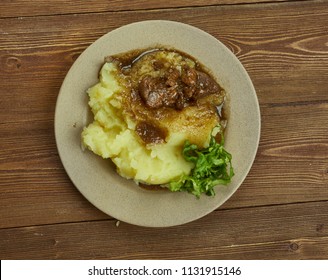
xmin=1 ymin=199 xmax=327 ymax=231
xmin=0 ymin=0 xmax=313 ymax=20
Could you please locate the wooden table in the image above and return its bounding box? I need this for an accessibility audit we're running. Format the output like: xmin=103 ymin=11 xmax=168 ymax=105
xmin=1 ymin=0 xmax=327 ymax=260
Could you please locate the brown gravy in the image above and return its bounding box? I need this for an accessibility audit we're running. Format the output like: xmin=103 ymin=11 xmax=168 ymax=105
xmin=135 ymin=121 xmax=167 ymax=144
xmin=106 ymin=47 xmax=226 ymax=147
xmin=104 ymin=48 xmax=227 ymax=190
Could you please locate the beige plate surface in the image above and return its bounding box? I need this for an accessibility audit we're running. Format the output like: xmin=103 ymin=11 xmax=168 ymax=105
xmin=55 ymin=20 xmax=261 ymax=227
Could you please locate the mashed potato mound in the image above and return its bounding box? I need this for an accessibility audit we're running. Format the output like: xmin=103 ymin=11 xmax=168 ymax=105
xmin=82 ymin=49 xmax=225 ymax=185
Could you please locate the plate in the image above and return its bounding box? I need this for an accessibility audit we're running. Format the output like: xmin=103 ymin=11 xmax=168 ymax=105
xmin=55 ymin=20 xmax=260 ymax=227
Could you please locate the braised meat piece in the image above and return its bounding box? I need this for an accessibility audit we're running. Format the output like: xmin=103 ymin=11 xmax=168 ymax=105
xmin=166 ymin=68 xmax=180 ymax=87
xmin=181 ymin=66 xmax=197 ymax=86
xmin=138 ymin=75 xmax=178 ymax=109
xmin=194 ymin=71 xmax=220 ymax=98
xmin=152 ymin=60 xmax=165 ymax=70
xmin=138 ymin=64 xmax=220 ymax=110
xmin=136 ymin=121 xmax=167 ymax=144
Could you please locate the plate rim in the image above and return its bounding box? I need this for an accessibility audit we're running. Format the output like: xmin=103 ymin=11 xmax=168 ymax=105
xmin=54 ymin=20 xmax=261 ymax=227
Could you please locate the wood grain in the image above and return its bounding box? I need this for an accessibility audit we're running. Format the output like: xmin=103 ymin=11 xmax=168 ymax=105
xmin=0 ymin=0 xmax=328 ymax=260
xmin=0 ymin=102 xmax=327 ymax=229
xmin=1 ymin=0 xmax=327 ymax=230
xmin=1 ymin=1 xmax=327 ymax=105
xmin=0 ymin=0 xmax=297 ymax=18
xmin=1 ymin=201 xmax=327 ymax=259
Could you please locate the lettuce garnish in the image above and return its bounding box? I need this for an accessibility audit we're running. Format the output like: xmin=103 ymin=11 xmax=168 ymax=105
xmin=169 ymin=128 xmax=234 ymax=198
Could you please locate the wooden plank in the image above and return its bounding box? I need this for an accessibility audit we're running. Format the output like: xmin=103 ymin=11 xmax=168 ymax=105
xmin=1 ymin=201 xmax=327 ymax=259
xmin=0 ymin=1 xmax=328 ymax=229
xmin=0 ymin=169 xmax=109 ymax=229
xmin=223 ymin=101 xmax=328 ymax=208
xmin=0 ymin=0 xmax=295 ymax=18
xmin=0 ymin=102 xmax=327 ymax=229
xmin=1 ymin=1 xmax=327 ymax=106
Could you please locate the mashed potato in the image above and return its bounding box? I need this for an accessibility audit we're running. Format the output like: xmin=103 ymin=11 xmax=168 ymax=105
xmin=82 ymin=49 xmax=225 ymax=185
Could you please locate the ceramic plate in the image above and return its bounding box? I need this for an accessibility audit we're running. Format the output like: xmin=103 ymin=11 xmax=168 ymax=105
xmin=55 ymin=20 xmax=260 ymax=227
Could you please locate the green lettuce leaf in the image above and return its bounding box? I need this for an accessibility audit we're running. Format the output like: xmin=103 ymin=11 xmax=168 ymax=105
xmin=169 ymin=127 xmax=234 ymax=198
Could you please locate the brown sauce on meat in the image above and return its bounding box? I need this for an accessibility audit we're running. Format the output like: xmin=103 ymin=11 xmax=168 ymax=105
xmin=105 ymin=47 xmax=228 ymax=191
xmin=105 ymin=48 xmax=160 ymax=72
xmin=106 ymin=47 xmax=227 ymax=145
xmin=137 ymin=66 xmax=221 ymax=110
xmin=135 ymin=121 xmax=167 ymax=144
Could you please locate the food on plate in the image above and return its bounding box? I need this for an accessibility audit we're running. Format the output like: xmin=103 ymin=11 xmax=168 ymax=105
xmin=81 ymin=48 xmax=233 ymax=197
